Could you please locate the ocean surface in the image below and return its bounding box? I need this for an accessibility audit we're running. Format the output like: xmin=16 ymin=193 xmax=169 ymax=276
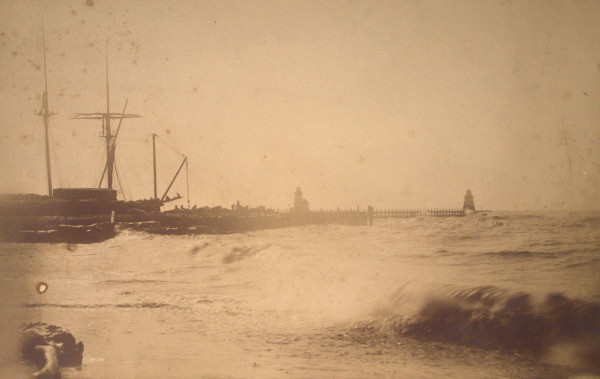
xmin=1 ymin=211 xmax=599 ymax=378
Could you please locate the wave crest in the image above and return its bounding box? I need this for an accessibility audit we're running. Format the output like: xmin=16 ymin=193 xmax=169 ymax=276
xmin=363 ymin=285 xmax=600 ymax=370
xmin=222 ymin=243 xmax=272 ymax=264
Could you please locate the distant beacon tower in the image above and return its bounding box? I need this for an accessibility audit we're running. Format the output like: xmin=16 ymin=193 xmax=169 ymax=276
xmin=292 ymin=186 xmax=310 ymax=213
xmin=463 ymin=189 xmax=476 ymax=212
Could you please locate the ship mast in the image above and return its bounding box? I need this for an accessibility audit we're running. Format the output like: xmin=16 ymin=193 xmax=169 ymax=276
xmin=37 ymin=18 xmax=55 ymax=196
xmin=104 ymin=50 xmax=113 ymax=189
xmin=72 ymin=49 xmax=141 ymax=191
xmin=152 ymin=133 xmax=188 ymax=205
xmin=152 ymin=133 xmax=157 ymax=199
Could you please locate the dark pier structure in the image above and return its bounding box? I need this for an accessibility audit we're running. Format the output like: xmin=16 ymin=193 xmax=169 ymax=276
xmin=427 ymin=209 xmax=466 ymax=217
xmin=369 ymin=208 xmax=465 ymax=218
xmin=132 ymin=209 xmax=368 ymax=235
xmin=135 ymin=188 xmax=480 ymax=235
xmin=364 ymin=189 xmax=480 ymax=225
xmin=365 ymin=208 xmax=465 ymax=225
xmin=370 ymin=209 xmax=423 ymax=218
xmin=1 ymin=187 xmax=482 ymax=241
xmin=128 ymin=187 xmax=367 ymax=235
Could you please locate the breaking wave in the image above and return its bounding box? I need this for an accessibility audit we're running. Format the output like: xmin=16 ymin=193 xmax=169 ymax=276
xmin=222 ymin=243 xmax=272 ymax=264
xmin=352 ymin=285 xmax=600 ymax=370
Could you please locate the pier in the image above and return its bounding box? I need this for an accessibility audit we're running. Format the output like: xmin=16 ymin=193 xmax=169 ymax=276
xmin=371 ymin=209 xmax=423 ymax=218
xmin=0 ymin=188 xmax=480 ymax=241
xmin=426 ymin=209 xmax=466 ymax=217
xmin=365 ymin=206 xmax=467 ymax=225
xmin=368 ymin=208 xmax=464 ymax=219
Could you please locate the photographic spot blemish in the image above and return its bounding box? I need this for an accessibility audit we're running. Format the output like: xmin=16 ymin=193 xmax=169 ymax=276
xmin=36 ymin=282 xmax=48 ymax=294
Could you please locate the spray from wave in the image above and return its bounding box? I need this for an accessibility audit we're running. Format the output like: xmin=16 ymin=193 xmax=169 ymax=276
xmin=352 ymin=284 xmax=600 ymax=371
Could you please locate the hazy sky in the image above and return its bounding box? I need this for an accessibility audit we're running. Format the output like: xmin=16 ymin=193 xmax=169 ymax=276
xmin=1 ymin=0 xmax=599 ymax=210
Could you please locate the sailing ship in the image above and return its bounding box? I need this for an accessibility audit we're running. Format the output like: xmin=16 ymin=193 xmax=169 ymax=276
xmin=0 ymin=23 xmax=189 ymax=243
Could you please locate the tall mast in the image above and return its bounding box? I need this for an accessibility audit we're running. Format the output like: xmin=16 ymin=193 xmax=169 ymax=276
xmin=72 ymin=49 xmax=141 ymax=195
xmin=152 ymin=133 xmax=157 ymax=199
xmin=38 ymin=17 xmax=53 ymax=196
xmin=186 ymin=159 xmax=190 ymax=209
xmin=104 ymin=49 xmax=114 ymax=189
xmin=160 ymin=156 xmax=187 ymax=203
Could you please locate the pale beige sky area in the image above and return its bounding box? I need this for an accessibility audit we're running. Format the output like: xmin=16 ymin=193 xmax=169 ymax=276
xmin=0 ymin=0 xmax=599 ymax=210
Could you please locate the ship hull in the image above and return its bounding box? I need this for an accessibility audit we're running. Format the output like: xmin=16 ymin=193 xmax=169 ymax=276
xmin=0 ymin=222 xmax=117 ymax=244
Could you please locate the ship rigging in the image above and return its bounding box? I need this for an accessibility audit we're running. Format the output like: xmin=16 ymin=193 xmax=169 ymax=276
xmin=38 ymin=35 xmax=189 ymax=208
xmin=71 ymin=51 xmax=141 ymax=194
xmin=71 ymin=51 xmax=188 ymax=207
xmin=35 ymin=17 xmax=55 ymax=197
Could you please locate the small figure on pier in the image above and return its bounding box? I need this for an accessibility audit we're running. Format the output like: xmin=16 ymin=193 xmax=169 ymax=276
xmin=292 ymin=186 xmax=309 ymax=213
xmin=463 ymin=189 xmax=476 ymax=213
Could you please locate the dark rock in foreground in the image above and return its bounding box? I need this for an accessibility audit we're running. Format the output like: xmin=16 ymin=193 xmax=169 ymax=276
xmin=20 ymin=322 xmax=84 ymax=372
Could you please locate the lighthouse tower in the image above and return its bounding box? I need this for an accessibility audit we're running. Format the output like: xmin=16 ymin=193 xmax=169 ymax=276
xmin=463 ymin=189 xmax=476 ymax=213
xmin=292 ymin=186 xmax=310 ymax=213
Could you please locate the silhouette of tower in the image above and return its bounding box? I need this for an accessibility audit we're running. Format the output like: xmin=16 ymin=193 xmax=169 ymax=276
xmin=292 ymin=186 xmax=309 ymax=213
xmin=463 ymin=189 xmax=475 ymax=212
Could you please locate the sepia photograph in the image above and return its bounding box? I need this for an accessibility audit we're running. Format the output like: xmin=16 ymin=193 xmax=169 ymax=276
xmin=1 ymin=0 xmax=599 ymax=377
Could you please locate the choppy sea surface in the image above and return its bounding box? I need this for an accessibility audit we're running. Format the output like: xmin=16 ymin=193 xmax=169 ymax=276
xmin=1 ymin=211 xmax=599 ymax=378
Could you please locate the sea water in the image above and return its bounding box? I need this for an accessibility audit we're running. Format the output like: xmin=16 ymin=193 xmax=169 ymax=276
xmin=1 ymin=211 xmax=599 ymax=378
